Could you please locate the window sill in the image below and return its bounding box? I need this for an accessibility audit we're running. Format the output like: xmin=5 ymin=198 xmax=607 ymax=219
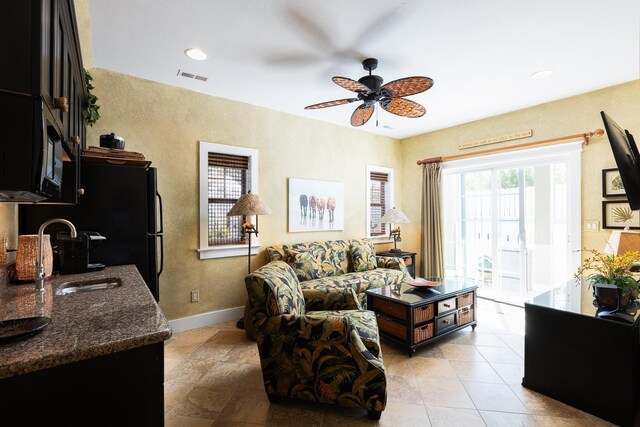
xmin=368 ymin=236 xmax=393 ymax=245
xmin=197 ymin=243 xmax=261 ymax=260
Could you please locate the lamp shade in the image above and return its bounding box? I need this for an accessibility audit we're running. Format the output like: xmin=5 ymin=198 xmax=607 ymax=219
xmin=227 ymin=191 xmax=272 ymax=217
xmin=604 ymin=230 xmax=640 ymax=255
xmin=380 ymin=207 xmax=410 ymax=224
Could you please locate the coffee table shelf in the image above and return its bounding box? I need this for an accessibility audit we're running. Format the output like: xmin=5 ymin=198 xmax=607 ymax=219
xmin=366 ymin=279 xmax=478 ymax=355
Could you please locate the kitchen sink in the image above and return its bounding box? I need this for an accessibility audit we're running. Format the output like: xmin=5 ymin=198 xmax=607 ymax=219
xmin=55 ymin=277 xmax=123 ymax=296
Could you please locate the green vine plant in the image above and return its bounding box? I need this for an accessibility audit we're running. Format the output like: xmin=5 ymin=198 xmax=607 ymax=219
xmin=85 ymin=69 xmax=100 ymax=126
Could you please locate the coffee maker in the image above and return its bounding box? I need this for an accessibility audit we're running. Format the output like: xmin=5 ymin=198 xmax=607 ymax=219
xmin=56 ymin=231 xmax=106 ymax=274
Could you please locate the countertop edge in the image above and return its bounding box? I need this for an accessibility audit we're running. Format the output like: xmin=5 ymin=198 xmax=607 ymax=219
xmin=0 ymin=265 xmax=172 ymax=379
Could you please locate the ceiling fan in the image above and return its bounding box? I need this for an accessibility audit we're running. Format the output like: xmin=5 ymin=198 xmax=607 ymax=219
xmin=304 ymin=58 xmax=433 ymax=127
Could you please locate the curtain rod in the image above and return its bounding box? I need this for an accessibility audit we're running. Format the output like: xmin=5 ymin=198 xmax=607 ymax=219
xmin=416 ymin=129 xmax=604 ymax=165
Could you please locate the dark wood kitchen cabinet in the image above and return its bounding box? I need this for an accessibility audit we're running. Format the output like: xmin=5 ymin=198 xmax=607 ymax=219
xmin=0 ymin=0 xmax=87 ymax=203
xmin=0 ymin=343 xmax=165 ymax=426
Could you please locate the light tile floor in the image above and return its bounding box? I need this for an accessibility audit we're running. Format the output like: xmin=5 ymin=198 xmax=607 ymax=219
xmin=163 ymin=299 xmax=620 ymax=426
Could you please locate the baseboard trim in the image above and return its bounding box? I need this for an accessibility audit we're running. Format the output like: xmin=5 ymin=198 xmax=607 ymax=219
xmin=168 ymin=306 xmax=244 ymax=333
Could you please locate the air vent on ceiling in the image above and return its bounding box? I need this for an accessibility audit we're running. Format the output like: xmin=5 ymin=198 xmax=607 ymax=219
xmin=177 ymin=69 xmax=208 ymax=82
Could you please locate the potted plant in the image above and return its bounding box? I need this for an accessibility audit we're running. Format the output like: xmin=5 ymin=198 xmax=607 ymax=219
xmin=85 ymin=69 xmax=100 ymax=126
xmin=575 ymin=248 xmax=640 ymax=308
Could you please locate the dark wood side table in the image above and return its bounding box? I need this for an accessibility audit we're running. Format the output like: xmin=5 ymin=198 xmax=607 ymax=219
xmin=366 ymin=279 xmax=477 ymax=355
xmin=377 ymin=251 xmax=416 ymax=278
xmin=523 ymin=283 xmax=640 ymax=427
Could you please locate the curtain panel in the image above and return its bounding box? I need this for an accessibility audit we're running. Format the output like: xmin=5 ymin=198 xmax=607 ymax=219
xmin=421 ymin=163 xmax=444 ymax=278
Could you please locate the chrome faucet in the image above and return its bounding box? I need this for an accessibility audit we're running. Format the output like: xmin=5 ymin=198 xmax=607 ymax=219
xmin=35 ymin=218 xmax=77 ymax=293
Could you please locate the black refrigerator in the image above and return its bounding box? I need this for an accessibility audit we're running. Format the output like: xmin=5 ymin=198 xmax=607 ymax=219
xmin=19 ymin=162 xmax=163 ymax=301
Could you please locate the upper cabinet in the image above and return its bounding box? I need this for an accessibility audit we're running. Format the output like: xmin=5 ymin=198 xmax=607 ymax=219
xmin=0 ymin=0 xmax=87 ymax=203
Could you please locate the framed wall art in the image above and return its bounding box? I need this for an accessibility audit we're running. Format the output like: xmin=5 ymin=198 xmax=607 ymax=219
xmin=602 ymin=200 xmax=640 ymax=230
xmin=602 ymin=168 xmax=626 ymax=197
xmin=288 ymin=178 xmax=344 ymax=232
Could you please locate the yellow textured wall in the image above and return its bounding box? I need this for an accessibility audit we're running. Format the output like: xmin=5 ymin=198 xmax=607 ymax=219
xmin=399 ymin=80 xmax=640 ymax=310
xmin=85 ymin=68 xmax=401 ymax=320
xmin=0 ymin=204 xmax=17 ymax=266
xmin=73 ymin=0 xmax=93 ymax=68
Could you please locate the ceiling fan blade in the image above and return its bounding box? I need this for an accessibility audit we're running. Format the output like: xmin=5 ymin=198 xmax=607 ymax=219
xmin=351 ymin=104 xmax=374 ymax=127
xmin=380 ymin=97 xmax=426 ymax=118
xmin=304 ymin=98 xmax=358 ymax=110
xmin=333 ymin=76 xmax=370 ymax=93
xmin=381 ymin=76 xmax=434 ymax=97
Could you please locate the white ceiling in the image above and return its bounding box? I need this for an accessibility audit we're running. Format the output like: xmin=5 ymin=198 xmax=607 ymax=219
xmin=88 ymin=0 xmax=640 ymax=139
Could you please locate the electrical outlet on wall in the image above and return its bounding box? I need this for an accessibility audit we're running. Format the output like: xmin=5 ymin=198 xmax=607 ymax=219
xmin=584 ymin=220 xmax=600 ymax=231
xmin=191 ymin=290 xmax=200 ymax=303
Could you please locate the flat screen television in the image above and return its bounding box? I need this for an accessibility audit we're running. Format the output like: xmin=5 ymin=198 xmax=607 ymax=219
xmin=600 ymin=111 xmax=640 ymax=210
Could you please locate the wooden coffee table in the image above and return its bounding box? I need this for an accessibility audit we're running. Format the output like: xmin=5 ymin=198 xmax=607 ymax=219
xmin=366 ymin=279 xmax=478 ymax=355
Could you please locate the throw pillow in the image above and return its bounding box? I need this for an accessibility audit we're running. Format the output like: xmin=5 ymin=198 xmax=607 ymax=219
xmin=285 ymin=248 xmax=320 ymax=281
xmin=350 ymin=239 xmax=377 ymax=272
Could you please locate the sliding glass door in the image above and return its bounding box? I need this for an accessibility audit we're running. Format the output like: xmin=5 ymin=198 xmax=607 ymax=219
xmin=442 ymin=143 xmax=581 ymax=306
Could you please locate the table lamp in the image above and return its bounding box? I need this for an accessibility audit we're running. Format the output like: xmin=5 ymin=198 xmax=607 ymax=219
xmin=380 ymin=207 xmax=410 ymax=253
xmin=227 ymin=191 xmax=272 ymax=273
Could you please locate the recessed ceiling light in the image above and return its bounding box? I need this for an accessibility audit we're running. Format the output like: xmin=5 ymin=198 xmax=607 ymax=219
xmin=185 ymin=48 xmax=207 ymax=61
xmin=530 ymin=69 xmax=553 ymax=80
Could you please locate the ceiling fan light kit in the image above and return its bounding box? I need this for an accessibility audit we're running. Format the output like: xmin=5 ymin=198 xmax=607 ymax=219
xmin=305 ymin=58 xmax=433 ymax=127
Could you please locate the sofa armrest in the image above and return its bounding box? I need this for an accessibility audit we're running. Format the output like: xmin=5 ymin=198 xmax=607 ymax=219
xmin=376 ymin=256 xmax=412 ymax=280
xmin=302 ymin=287 xmax=362 ymax=311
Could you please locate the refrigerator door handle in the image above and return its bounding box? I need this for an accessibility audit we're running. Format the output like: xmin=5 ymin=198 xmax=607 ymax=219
xmin=158 ymin=234 xmax=164 ymax=276
xmin=156 ymin=191 xmax=164 ymax=235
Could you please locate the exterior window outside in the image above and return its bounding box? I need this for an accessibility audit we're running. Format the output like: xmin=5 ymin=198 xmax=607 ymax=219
xmin=207 ymin=153 xmax=249 ymax=246
xmin=366 ymin=165 xmax=394 ymax=242
xmin=198 ymin=142 xmax=259 ymax=260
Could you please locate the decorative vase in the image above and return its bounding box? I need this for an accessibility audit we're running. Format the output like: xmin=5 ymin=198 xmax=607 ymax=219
xmin=593 ymin=283 xmax=620 ymax=310
xmin=15 ymin=234 xmax=53 ymax=282
xmin=618 ymin=288 xmax=632 ymax=309
xmin=0 ymin=236 xmax=7 ymax=265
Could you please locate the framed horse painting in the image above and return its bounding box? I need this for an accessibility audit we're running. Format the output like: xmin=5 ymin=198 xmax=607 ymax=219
xmin=288 ymin=178 xmax=344 ymax=232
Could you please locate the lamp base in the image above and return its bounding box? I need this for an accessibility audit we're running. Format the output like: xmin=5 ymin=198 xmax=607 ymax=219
xmin=389 ymin=248 xmax=403 ymax=253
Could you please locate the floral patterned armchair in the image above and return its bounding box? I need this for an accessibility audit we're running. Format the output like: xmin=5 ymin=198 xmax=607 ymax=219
xmin=245 ymin=261 xmax=387 ymax=420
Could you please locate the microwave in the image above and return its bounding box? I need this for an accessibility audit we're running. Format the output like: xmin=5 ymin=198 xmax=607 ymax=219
xmin=0 ymin=93 xmax=63 ymax=202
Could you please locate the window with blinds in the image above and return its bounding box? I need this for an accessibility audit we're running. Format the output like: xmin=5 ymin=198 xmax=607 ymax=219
xmin=208 ymin=153 xmax=250 ymax=246
xmin=370 ymin=171 xmax=388 ymax=236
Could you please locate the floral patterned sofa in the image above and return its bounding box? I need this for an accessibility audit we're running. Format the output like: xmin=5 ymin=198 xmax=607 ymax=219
xmin=245 ymin=260 xmax=387 ymax=419
xmin=265 ymin=239 xmax=411 ymax=310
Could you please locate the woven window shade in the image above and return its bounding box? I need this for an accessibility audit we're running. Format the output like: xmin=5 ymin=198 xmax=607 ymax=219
xmin=370 ymin=172 xmax=388 ymax=236
xmin=208 ymin=153 xmax=250 ymax=246
xmin=208 ymin=153 xmax=249 ymax=169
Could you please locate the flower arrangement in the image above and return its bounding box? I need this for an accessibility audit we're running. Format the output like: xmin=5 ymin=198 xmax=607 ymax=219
xmin=575 ymin=249 xmax=640 ymax=297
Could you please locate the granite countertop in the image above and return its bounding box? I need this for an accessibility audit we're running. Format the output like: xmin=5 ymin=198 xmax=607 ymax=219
xmin=0 ymin=264 xmax=172 ymax=379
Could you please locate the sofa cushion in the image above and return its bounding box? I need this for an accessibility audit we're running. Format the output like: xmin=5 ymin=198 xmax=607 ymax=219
xmin=283 ymin=240 xmax=351 ymax=281
xmin=302 ymin=287 xmax=361 ymax=311
xmin=349 ymin=239 xmax=377 ymax=272
xmin=285 ymin=248 xmax=320 ymax=281
xmin=301 ymin=268 xmax=406 ymax=310
xmin=266 ymin=245 xmax=286 ymax=262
